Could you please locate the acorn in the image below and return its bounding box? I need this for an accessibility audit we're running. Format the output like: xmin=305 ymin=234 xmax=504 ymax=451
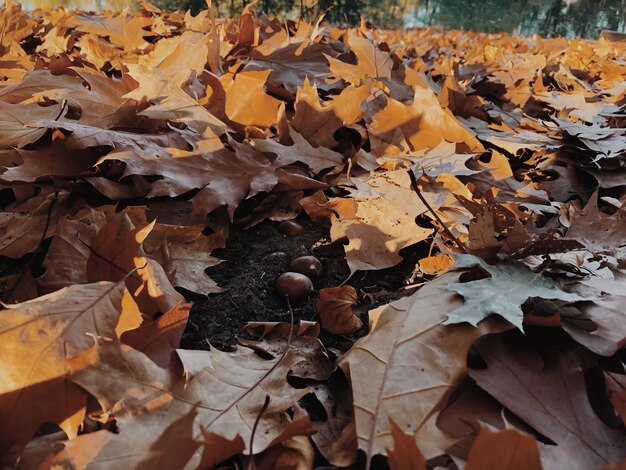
xmin=279 ymin=220 xmax=304 ymax=236
xmin=290 ymin=256 xmax=323 ymax=280
xmin=275 ymin=272 xmax=314 ymax=302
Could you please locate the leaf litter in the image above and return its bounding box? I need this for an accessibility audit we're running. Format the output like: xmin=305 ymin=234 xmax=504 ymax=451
xmin=0 ymin=0 xmax=625 ymax=468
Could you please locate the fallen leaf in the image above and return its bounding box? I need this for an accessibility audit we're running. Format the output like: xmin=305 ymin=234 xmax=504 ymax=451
xmin=238 ymin=321 xmax=333 ymax=381
xmin=252 ymin=125 xmax=344 ymax=174
xmin=221 ymin=69 xmax=283 ymax=129
xmin=0 ymin=282 xmax=140 ymax=453
xmin=46 ymin=339 xmax=312 ymax=466
xmin=386 ymin=419 xmax=427 ymax=470
xmin=86 ymin=216 xmax=184 ymax=316
xmin=326 ymin=30 xmax=393 ymax=85
xmin=124 ymin=63 xmax=230 ymax=137
xmin=329 ymin=170 xmax=433 ymax=272
xmin=565 ymin=192 xmax=626 ymax=263
xmin=0 ymin=101 xmax=63 ymax=148
xmin=250 ymin=436 xmax=315 ymax=470
xmin=316 ymin=286 xmax=363 ymax=334
xmin=465 ymin=428 xmax=542 ymax=470
xmin=339 ymin=273 xmax=508 ymax=465
xmin=444 ymin=254 xmax=583 ymax=330
xmin=469 ymin=333 xmax=626 ymax=469
xmin=121 ymin=303 xmax=191 ymax=368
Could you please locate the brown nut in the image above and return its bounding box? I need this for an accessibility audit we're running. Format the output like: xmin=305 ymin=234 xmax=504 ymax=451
xmin=290 ymin=256 xmax=323 ymax=280
xmin=275 ymin=272 xmax=314 ymax=302
xmin=279 ymin=220 xmax=304 ymax=236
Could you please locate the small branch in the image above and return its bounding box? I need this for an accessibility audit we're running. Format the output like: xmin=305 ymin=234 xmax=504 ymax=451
xmin=246 ymin=295 xmax=295 ymax=469
xmin=407 ymin=169 xmax=467 ymax=254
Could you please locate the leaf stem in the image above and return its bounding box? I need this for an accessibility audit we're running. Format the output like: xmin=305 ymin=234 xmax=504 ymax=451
xmin=407 ymin=169 xmax=467 ymax=254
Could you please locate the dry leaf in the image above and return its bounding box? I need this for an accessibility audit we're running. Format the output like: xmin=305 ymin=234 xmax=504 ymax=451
xmin=339 ymin=273 xmax=509 ymax=465
xmin=316 ymin=286 xmax=363 ymax=334
xmin=221 ymin=69 xmax=283 ymax=129
xmin=45 ymin=339 xmax=312 ymax=466
xmin=250 ymin=436 xmax=315 ymax=470
xmin=387 ymin=419 xmax=427 ymax=470
xmin=253 ymin=125 xmax=344 ymax=174
xmin=469 ymin=333 xmax=626 ymax=469
xmin=0 ymin=282 xmax=140 ymax=453
xmin=121 ymin=303 xmax=191 ymax=368
xmin=465 ymin=428 xmax=542 ymax=470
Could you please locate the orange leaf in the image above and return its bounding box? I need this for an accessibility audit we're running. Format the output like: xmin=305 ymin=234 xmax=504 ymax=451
xmin=466 ymin=429 xmax=542 ymax=470
xmin=317 ymin=286 xmax=363 ymax=334
xmin=386 ymin=419 xmax=426 ymax=470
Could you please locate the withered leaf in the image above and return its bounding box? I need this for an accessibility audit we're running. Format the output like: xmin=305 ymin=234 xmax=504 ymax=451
xmin=339 ymin=273 xmax=508 ymax=464
xmin=316 ymin=285 xmax=363 ymax=334
xmin=46 ymin=339 xmax=311 ymax=466
xmin=444 ymin=254 xmax=584 ymax=330
xmin=386 ymin=419 xmax=427 ymax=470
xmin=465 ymin=428 xmax=542 ymax=470
xmin=252 ymin=125 xmax=344 ymax=174
xmin=0 ymin=101 xmax=63 ymax=148
xmin=469 ymin=334 xmax=626 ymax=469
xmin=0 ymin=282 xmax=140 ymax=453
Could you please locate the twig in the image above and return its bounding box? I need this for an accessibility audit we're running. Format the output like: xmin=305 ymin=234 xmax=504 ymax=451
xmin=407 ymin=169 xmax=467 ymax=254
xmin=247 ymin=295 xmax=295 ymax=469
xmin=282 ymin=294 xmax=295 ymax=358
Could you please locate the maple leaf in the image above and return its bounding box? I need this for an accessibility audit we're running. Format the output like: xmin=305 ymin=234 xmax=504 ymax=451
xmin=555 ymin=119 xmax=626 ymax=163
xmin=86 ymin=216 xmax=184 ymax=316
xmin=469 ymin=333 xmax=626 ymax=469
xmin=121 ymin=303 xmax=191 ymax=368
xmin=0 ymin=0 xmax=35 ymax=56
xmin=238 ymin=320 xmax=332 ymax=381
xmin=565 ymin=192 xmax=626 ymax=263
xmin=124 ymin=63 xmax=230 ymax=137
xmin=252 ymin=125 xmax=344 ymax=174
xmin=142 ymin=223 xmax=226 ymax=295
xmin=138 ymin=31 xmax=211 ymax=88
xmin=97 ymin=143 xmax=283 ymax=221
xmin=367 ymin=80 xmax=484 ymax=153
xmin=328 ymin=169 xmax=472 ymax=272
xmin=316 ymin=286 xmax=363 ymax=334
xmin=409 ymin=141 xmax=481 ymax=179
xmin=290 ymin=78 xmax=344 ymax=148
xmin=0 ymin=68 xmax=137 ymax=128
xmin=443 ymin=254 xmax=584 ymax=330
xmin=339 ymin=273 xmax=509 ymax=466
xmin=326 ymin=30 xmax=393 ymax=85
xmin=221 ymin=69 xmax=284 ymax=129
xmin=61 ymin=12 xmax=154 ymax=51
xmin=30 ymin=119 xmax=189 ymax=153
xmin=0 ymin=140 xmax=100 ymax=184
xmin=247 ymin=41 xmax=344 ymax=94
xmin=44 ymin=339 xmax=312 ymax=466
xmin=0 ymin=282 xmax=141 ymax=453
xmin=0 ymin=101 xmax=64 ymax=148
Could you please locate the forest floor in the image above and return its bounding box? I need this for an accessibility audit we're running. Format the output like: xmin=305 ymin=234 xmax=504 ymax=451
xmin=0 ymin=1 xmax=625 ymax=469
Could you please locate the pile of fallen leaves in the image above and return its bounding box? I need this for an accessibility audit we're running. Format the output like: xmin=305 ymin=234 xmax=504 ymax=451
xmin=1 ymin=0 xmax=625 ymax=467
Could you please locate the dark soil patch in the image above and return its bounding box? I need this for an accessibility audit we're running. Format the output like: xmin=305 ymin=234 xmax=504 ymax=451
xmin=180 ymin=216 xmax=429 ymax=352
